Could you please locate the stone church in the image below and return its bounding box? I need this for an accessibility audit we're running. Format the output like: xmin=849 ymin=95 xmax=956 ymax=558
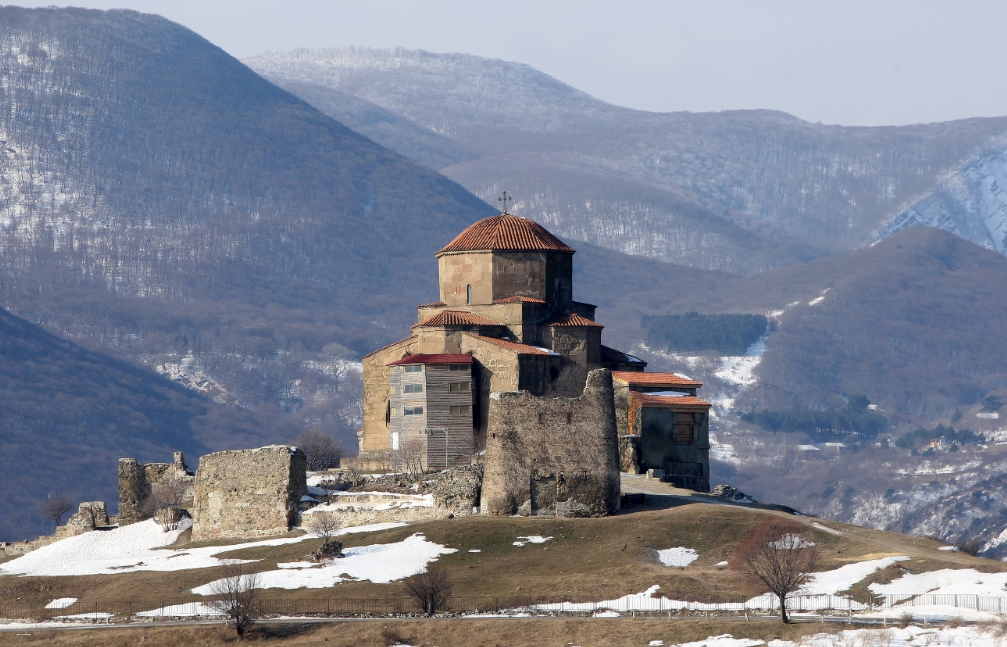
xmin=358 ymin=209 xmax=712 ymax=492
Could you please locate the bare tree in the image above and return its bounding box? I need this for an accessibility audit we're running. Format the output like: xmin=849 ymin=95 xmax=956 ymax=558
xmin=732 ymin=518 xmax=819 ymax=623
xmin=391 ymin=434 xmax=427 ymax=475
xmin=206 ymin=560 xmax=262 ymax=639
xmin=39 ymin=495 xmax=74 ymax=531
xmin=140 ymin=478 xmax=189 ymax=531
xmin=295 ymin=429 xmax=345 ymax=471
xmin=306 ymin=514 xmax=343 ymax=560
xmin=403 ymin=565 xmax=453 ymax=616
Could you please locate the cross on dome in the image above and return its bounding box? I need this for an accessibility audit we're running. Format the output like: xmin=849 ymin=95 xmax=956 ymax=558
xmin=498 ymin=191 xmax=512 ymax=215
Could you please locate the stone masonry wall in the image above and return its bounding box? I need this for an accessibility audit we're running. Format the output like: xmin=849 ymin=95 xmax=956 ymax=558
xmin=481 ymin=368 xmax=620 ymax=517
xmin=192 ymin=445 xmax=307 ymax=541
xmin=118 ymin=452 xmax=194 ymax=526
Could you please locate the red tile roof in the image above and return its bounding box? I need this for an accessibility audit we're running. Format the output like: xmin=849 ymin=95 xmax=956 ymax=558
xmin=437 ymin=214 xmax=575 ymax=254
xmin=630 ymin=391 xmax=711 ymax=409
xmin=416 ymin=301 xmax=446 ymax=308
xmin=613 ymin=371 xmax=703 ymax=388
xmin=545 ymin=313 xmax=604 ymax=328
xmin=388 ymin=353 xmax=473 ymax=366
xmin=361 ymin=336 xmax=417 ymax=360
xmin=494 ymin=295 xmax=547 ymax=304
xmin=462 ymin=333 xmax=553 ymax=355
xmin=413 ymin=311 xmax=502 ymax=328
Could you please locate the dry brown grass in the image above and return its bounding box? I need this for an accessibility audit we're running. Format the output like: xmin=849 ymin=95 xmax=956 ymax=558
xmin=2 ymin=501 xmax=1003 ymax=614
xmin=0 ymin=617 xmax=842 ymax=647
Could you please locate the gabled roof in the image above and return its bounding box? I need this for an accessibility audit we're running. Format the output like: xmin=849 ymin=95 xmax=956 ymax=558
xmin=413 ymin=311 xmax=502 ymax=328
xmin=630 ymin=391 xmax=711 ymax=409
xmin=494 ymin=295 xmax=547 ymax=304
xmin=361 ymin=336 xmax=417 ymax=360
xmin=388 ymin=354 xmax=473 ymax=366
xmin=437 ymin=214 xmax=575 ymax=255
xmin=416 ymin=301 xmax=446 ymax=308
xmin=462 ymin=333 xmax=554 ymax=356
xmin=545 ymin=313 xmax=604 ymax=328
xmin=613 ymin=371 xmax=703 ymax=388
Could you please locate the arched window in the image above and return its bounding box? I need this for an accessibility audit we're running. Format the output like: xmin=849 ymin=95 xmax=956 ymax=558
xmin=466 ymin=284 xmax=472 ymax=304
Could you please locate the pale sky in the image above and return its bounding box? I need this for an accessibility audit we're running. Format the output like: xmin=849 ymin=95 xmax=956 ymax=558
xmin=11 ymin=1 xmax=1007 ymax=126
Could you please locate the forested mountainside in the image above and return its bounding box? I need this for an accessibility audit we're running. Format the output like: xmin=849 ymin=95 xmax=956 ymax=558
xmin=0 ymin=307 xmax=294 ymax=541
xmin=586 ymin=227 xmax=1007 ymax=419
xmin=0 ymin=8 xmax=496 ymax=451
xmin=247 ymin=47 xmax=1007 ymax=273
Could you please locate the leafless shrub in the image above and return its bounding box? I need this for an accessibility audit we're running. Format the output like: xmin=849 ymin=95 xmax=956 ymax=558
xmin=899 ymin=610 xmax=915 ymax=627
xmin=944 ymin=616 xmax=964 ymax=628
xmin=305 ymin=514 xmax=343 ymax=560
xmin=957 ymin=537 xmax=984 ymax=557
xmin=141 ymin=478 xmax=188 ymax=531
xmin=296 ymin=429 xmax=345 ymax=471
xmin=206 ymin=560 xmax=261 ymax=639
xmin=732 ymin=517 xmax=819 ymax=623
xmin=391 ymin=435 xmax=427 ymax=475
xmin=403 ymin=564 xmax=452 ymax=616
xmin=39 ymin=494 xmax=74 ymax=530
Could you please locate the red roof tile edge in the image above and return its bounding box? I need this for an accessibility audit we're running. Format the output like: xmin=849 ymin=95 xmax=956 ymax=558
xmin=630 ymin=391 xmax=712 ymax=408
xmin=388 ymin=353 xmax=473 ymax=366
xmin=413 ymin=311 xmax=502 ymax=328
xmin=462 ymin=333 xmax=552 ymax=355
xmin=612 ymin=371 xmax=703 ymax=387
xmin=545 ymin=313 xmax=604 ymax=328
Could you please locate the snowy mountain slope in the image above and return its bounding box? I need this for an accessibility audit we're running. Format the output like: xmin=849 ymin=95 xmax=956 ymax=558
xmin=247 ymin=47 xmax=1007 ymax=274
xmin=0 ymin=8 xmax=501 ymax=453
xmin=882 ymin=144 xmax=1007 ymax=254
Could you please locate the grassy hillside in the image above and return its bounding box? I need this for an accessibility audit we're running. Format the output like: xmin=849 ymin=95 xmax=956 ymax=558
xmin=0 ymin=499 xmax=991 ymax=609
xmin=0 ymin=307 xmax=297 ymax=542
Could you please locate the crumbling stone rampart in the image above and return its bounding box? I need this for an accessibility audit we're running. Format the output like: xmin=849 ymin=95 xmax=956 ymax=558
xmin=191 ymin=445 xmax=307 ymax=541
xmin=118 ymin=452 xmax=194 ymax=526
xmin=481 ymin=368 xmax=620 ymax=516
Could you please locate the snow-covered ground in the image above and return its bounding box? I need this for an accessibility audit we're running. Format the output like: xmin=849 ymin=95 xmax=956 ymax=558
xmin=513 ymin=535 xmax=553 ymax=547
xmin=656 ymin=547 xmax=698 ymax=567
xmin=192 ymin=532 xmax=454 ymax=592
xmin=0 ymin=519 xmax=407 ymax=577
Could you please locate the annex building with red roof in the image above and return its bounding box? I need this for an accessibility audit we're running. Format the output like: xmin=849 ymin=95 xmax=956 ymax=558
xmin=357 ymin=209 xmax=712 ymax=497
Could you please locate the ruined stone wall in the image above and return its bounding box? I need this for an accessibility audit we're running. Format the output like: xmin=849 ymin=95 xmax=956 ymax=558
xmin=118 ymin=452 xmax=194 ymax=526
xmin=481 ymin=368 xmax=620 ymax=517
xmin=192 ymin=445 xmax=307 ymax=541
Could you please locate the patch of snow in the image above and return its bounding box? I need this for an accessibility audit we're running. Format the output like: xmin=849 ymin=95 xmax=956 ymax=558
xmin=650 ymin=642 xmax=665 ymax=647
xmin=715 ymin=561 xmax=730 ymax=567
xmin=714 ymin=335 xmax=768 ymax=388
xmin=513 ymin=535 xmax=553 ymax=547
xmin=798 ymin=445 xmax=820 ymax=451
xmin=869 ymin=567 xmax=1007 ymax=596
xmin=0 ymin=519 xmax=407 ymax=577
xmin=137 ymin=602 xmax=223 ymax=617
xmin=56 ymin=612 xmax=113 ymax=620
xmin=661 ymin=636 xmax=763 ymax=647
xmin=468 ymin=549 xmax=481 ymax=553
xmin=938 ymin=546 xmax=960 ymax=552
xmin=192 ymin=533 xmax=455 ymax=592
xmin=44 ymin=598 xmax=76 ymax=609
xmin=593 ymin=610 xmax=620 ymax=617
xmin=655 ymin=547 xmax=698 ymax=567
xmin=531 ymin=346 xmax=561 ymax=356
xmin=811 ymin=522 xmax=844 ymax=536
xmin=809 ymin=296 xmax=825 ymax=306
xmin=801 ymin=556 xmax=910 ymax=595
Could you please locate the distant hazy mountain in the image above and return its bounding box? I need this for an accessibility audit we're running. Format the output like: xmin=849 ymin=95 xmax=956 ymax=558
xmin=0 ymin=307 xmax=292 ymax=541
xmin=247 ymin=47 xmax=1007 ymax=273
